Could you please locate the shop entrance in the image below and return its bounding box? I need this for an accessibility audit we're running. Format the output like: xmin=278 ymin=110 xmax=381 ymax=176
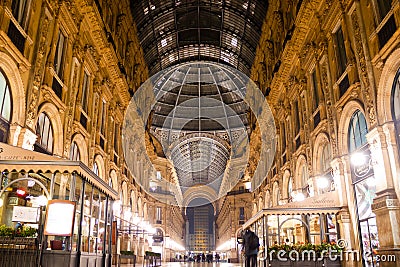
xmin=0 ymin=175 xmax=49 ymax=267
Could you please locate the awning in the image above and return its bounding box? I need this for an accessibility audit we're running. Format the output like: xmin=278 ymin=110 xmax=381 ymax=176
xmin=243 ymin=191 xmax=342 ymax=228
xmin=0 ymin=143 xmax=118 ymax=199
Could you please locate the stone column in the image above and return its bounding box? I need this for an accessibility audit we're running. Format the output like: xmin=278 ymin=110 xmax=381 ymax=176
xmin=332 ymin=156 xmax=363 ymax=267
xmin=336 ymin=209 xmax=361 ymax=267
xmin=371 ymin=195 xmax=400 ymax=267
xmin=367 ymin=125 xmax=400 ymax=267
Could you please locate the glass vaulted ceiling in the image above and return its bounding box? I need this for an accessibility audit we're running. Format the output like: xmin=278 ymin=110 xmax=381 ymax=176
xmin=131 ymin=0 xmax=268 ymax=76
xmin=149 ymin=62 xmax=250 ymax=189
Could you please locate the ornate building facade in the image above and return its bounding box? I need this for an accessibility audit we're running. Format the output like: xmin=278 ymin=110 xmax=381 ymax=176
xmin=0 ymin=0 xmax=185 ymax=264
xmin=237 ymin=0 xmax=400 ymax=267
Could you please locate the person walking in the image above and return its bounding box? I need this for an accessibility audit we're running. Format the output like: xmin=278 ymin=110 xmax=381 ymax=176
xmin=242 ymin=227 xmax=259 ymax=267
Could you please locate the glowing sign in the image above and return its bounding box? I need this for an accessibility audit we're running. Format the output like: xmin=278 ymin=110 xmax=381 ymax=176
xmin=44 ymin=200 xmax=75 ymax=236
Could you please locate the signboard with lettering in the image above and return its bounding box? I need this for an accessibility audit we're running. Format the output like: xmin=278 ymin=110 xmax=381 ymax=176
xmin=44 ymin=200 xmax=76 ymax=236
xmin=0 ymin=143 xmax=64 ymax=161
xmin=12 ymin=206 xmax=40 ymax=223
xmin=350 ymin=149 xmax=374 ymax=183
xmin=269 ymin=191 xmax=340 ymax=210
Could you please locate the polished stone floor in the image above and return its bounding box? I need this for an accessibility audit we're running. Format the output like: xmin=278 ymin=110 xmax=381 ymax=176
xmin=118 ymin=262 xmax=243 ymax=267
xmin=162 ymin=263 xmax=243 ymax=267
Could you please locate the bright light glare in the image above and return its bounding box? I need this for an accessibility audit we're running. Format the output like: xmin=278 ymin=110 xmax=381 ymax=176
xmin=294 ymin=192 xmax=305 ymax=202
xmin=112 ymin=200 xmax=121 ymax=213
xmin=37 ymin=195 xmax=48 ymax=206
xmin=124 ymin=210 xmax=132 ymax=220
xmin=351 ymin=152 xmax=368 ymax=166
xmin=317 ymin=177 xmax=330 ymax=189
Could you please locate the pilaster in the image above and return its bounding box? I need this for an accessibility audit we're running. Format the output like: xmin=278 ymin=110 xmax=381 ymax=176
xmin=371 ymin=191 xmax=400 ymax=267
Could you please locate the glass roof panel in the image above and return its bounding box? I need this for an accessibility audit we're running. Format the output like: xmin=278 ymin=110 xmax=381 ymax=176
xmin=131 ymin=0 xmax=268 ymax=76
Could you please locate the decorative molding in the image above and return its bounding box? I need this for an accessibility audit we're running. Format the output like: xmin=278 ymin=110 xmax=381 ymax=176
xmin=26 ymin=11 xmax=51 ymax=129
xmin=350 ymin=9 xmax=377 ymax=125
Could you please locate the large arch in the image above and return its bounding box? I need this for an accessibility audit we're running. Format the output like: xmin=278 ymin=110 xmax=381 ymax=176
xmin=36 ymin=102 xmax=64 ymax=156
xmin=0 ymin=51 xmax=26 ymax=145
xmin=337 ymin=101 xmax=368 ymax=155
xmin=376 ymin=47 xmax=400 ymax=123
xmin=182 ymin=186 xmax=217 ymax=211
xmin=71 ymin=133 xmax=88 ymax=165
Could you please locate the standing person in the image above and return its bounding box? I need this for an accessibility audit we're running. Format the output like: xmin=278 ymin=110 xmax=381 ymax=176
xmin=242 ymin=227 xmax=259 ymax=267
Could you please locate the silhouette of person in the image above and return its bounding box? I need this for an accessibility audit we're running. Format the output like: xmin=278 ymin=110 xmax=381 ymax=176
xmin=242 ymin=228 xmax=259 ymax=267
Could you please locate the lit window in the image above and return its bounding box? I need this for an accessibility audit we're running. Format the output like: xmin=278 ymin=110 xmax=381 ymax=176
xmin=54 ymin=30 xmax=66 ymax=79
xmin=0 ymin=71 xmax=12 ymax=122
xmin=242 ymin=2 xmax=248 ymax=9
xmin=0 ymin=71 xmax=12 ymax=143
xmin=70 ymin=141 xmax=80 ymax=161
xmin=93 ymin=162 xmax=99 ymax=176
xmin=144 ymin=7 xmax=149 ymax=15
xmin=35 ymin=113 xmax=54 ymax=154
xmin=11 ymin=0 xmax=32 ymax=30
xmin=161 ymin=39 xmax=167 ymax=47
xmin=99 ymin=99 xmax=107 ymax=135
xmin=221 ymin=51 xmax=230 ymax=63
xmin=81 ymin=72 xmax=90 ymax=114
xmin=334 ymin=26 xmax=347 ymax=77
xmin=231 ymin=37 xmax=237 ymax=47
xmin=156 ymin=207 xmax=162 ymax=221
xmin=392 ymin=70 xmax=400 ymax=121
xmin=348 ymin=110 xmax=368 ymax=153
xmin=320 ymin=143 xmax=331 ymax=172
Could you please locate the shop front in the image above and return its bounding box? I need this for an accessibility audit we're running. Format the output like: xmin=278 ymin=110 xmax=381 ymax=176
xmin=242 ymin=191 xmax=342 ymax=267
xmin=0 ymin=143 xmax=118 ymax=267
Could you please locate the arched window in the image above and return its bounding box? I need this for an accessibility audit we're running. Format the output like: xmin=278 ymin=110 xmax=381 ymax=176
xmin=318 ymin=142 xmax=334 ymax=193
xmin=320 ymin=143 xmax=332 ymax=173
xmin=288 ymin=176 xmax=293 ymax=201
xmin=93 ymin=162 xmax=99 ymax=176
xmin=272 ymin=182 xmax=280 ymax=206
xmin=348 ymin=110 xmax=368 ymax=153
xmin=35 ymin=113 xmax=54 ymax=154
xmin=0 ymin=70 xmax=12 ymax=142
xmin=109 ymin=177 xmax=113 ymax=188
xmin=392 ymin=70 xmax=400 ymax=120
xmin=391 ymin=69 xmax=400 ymax=159
xmin=300 ymin=163 xmax=310 ymax=197
xmin=69 ymin=141 xmax=80 ymax=161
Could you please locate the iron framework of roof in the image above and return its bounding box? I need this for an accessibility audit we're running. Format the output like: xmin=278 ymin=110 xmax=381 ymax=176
xmin=131 ymin=0 xmax=268 ymax=76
